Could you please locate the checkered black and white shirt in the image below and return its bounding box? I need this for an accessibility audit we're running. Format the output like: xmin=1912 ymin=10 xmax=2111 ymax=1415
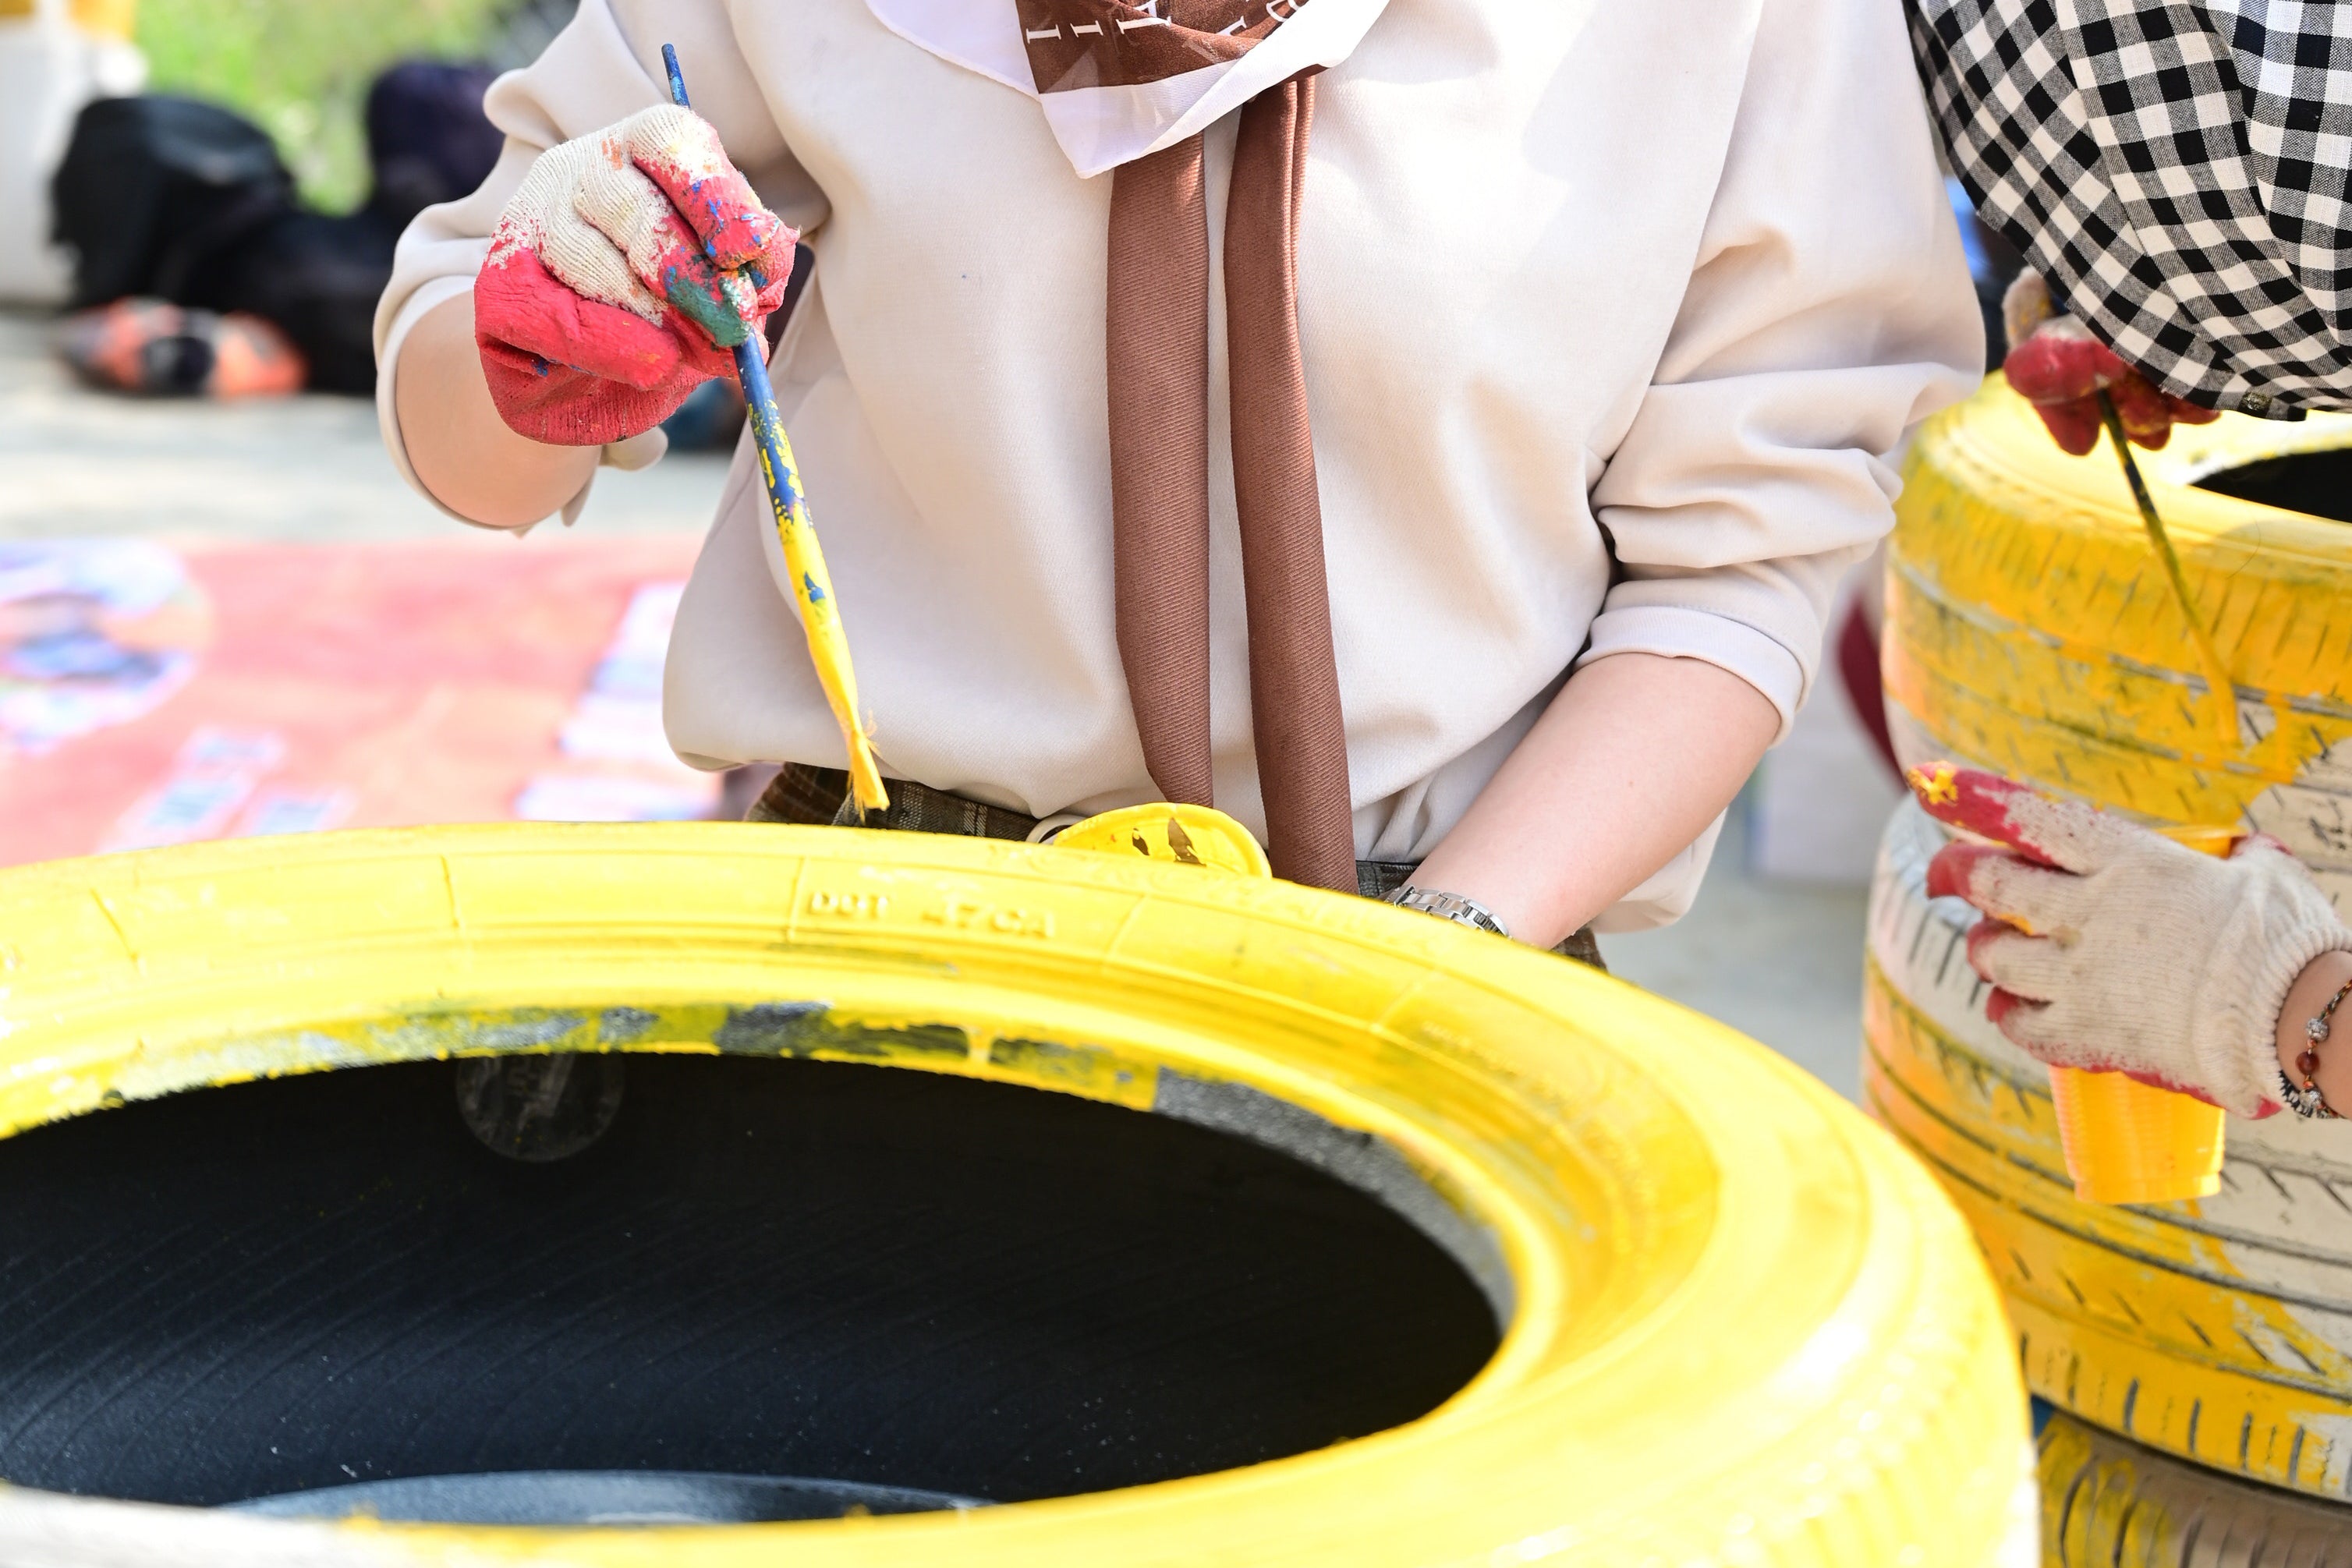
xmin=1911 ymin=0 xmax=2352 ymax=415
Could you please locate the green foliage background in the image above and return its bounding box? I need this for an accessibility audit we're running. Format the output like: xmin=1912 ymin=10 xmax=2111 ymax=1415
xmin=134 ymin=0 xmax=517 ymax=211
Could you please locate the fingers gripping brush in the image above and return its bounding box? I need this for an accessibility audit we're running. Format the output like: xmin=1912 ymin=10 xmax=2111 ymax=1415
xmin=663 ymin=44 xmax=888 ymax=819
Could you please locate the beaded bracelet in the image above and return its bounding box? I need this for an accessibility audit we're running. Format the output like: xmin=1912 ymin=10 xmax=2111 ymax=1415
xmin=2280 ymin=973 xmax=2352 ymax=1120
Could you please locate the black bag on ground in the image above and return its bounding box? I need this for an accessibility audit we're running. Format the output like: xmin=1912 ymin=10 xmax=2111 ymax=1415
xmin=51 ymin=65 xmax=505 ymax=396
xmin=50 ymin=96 xmax=296 ymax=312
xmin=201 ymin=208 xmax=406 ymax=395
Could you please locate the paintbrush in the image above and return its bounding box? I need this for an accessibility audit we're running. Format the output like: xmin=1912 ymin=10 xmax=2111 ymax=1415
xmin=662 ymin=43 xmax=889 ymax=820
xmin=2095 ymin=390 xmax=2239 ymax=750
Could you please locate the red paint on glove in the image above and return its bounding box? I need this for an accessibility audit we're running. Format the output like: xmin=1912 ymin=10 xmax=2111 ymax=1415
xmin=1904 ymin=759 xmax=2302 ymax=1117
xmin=475 ymin=251 xmax=721 ymax=448
xmin=1907 ymin=763 xmax=2088 ymax=869
xmin=2003 ymin=315 xmax=2219 ymax=457
xmin=473 ymin=106 xmax=795 ymax=448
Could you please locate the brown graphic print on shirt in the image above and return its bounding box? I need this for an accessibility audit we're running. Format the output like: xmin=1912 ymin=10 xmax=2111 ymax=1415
xmin=1018 ymin=2 xmax=1309 ymax=93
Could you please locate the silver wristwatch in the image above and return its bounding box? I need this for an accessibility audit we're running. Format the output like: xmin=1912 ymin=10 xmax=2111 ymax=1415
xmin=1385 ymin=884 xmax=1511 ymax=940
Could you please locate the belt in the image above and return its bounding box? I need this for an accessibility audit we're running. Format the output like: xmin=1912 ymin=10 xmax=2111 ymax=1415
xmin=746 ymin=763 xmax=1603 ymax=970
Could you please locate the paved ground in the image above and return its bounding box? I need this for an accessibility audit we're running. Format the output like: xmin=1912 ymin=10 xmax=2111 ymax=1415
xmin=1599 ymin=812 xmax=1868 ymax=1100
xmin=0 ymin=312 xmax=731 ymax=541
xmin=0 ymin=308 xmax=1873 ymax=1099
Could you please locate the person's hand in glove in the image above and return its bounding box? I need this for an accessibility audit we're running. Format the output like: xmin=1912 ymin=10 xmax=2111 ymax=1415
xmin=1904 ymin=761 xmax=2352 ymax=1118
xmin=2000 ymin=271 xmax=2219 ymax=456
xmin=473 ymin=105 xmax=793 ymax=448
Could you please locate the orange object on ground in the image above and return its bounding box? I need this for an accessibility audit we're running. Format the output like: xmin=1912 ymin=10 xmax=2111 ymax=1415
xmin=57 ymin=299 xmax=306 ymax=398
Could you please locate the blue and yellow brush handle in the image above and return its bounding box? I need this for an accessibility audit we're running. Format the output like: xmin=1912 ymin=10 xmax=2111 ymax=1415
xmin=664 ymin=44 xmax=887 ymax=818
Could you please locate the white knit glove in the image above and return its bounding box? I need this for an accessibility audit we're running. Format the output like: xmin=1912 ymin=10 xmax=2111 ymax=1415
xmin=473 ymin=106 xmax=792 ymax=447
xmin=1909 ymin=763 xmax=2352 ymax=1118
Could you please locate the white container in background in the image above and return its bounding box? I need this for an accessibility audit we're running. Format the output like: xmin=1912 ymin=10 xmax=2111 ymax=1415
xmin=0 ymin=0 xmax=146 ymax=304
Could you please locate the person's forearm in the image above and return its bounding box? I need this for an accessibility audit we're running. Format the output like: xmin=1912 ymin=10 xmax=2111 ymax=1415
xmin=1409 ymin=652 xmax=1781 ymax=949
xmin=2276 ymin=948 xmax=2352 ymax=1111
xmin=394 ymin=293 xmax=600 ymax=529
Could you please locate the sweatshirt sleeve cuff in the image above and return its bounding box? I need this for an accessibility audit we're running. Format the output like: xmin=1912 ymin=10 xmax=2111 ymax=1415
xmin=1573 ymin=603 xmax=1807 ymax=742
xmin=376 ymin=275 xmax=486 ymax=526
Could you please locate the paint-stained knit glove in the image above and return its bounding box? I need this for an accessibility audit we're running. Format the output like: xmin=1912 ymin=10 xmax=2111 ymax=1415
xmin=1907 ymin=762 xmax=2352 ymax=1119
xmin=473 ymin=106 xmax=793 ymax=448
xmin=2000 ymin=271 xmax=2216 ymax=457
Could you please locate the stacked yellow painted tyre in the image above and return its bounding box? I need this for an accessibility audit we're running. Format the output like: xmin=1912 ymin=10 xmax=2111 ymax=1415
xmin=2039 ymin=1408 xmax=2352 ymax=1565
xmin=1869 ymin=377 xmax=2352 ymax=1529
xmin=0 ymin=823 xmax=2028 ymax=1566
xmin=1883 ymin=382 xmax=2352 ymax=904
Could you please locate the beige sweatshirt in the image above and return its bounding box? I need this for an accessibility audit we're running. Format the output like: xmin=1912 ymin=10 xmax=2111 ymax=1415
xmin=374 ymin=0 xmax=1982 ymax=929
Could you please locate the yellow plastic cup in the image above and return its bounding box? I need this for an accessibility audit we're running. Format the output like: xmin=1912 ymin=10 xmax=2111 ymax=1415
xmin=2048 ymin=823 xmax=2235 ymax=1205
xmin=2048 ymin=1068 xmax=2225 ymax=1204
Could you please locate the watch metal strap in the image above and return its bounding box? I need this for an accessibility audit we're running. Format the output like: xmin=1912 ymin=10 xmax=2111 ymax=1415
xmin=1385 ymin=885 xmax=1511 ymax=941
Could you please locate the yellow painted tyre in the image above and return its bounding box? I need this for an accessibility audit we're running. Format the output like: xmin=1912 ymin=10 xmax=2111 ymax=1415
xmin=2039 ymin=1408 xmax=2352 ymax=1566
xmin=0 ymin=823 xmax=2028 ymax=1566
xmin=1879 ymin=380 xmax=2352 ymax=1504
xmin=1885 ymin=379 xmax=2352 ymax=909
xmin=1868 ymin=799 xmax=2352 ymax=1503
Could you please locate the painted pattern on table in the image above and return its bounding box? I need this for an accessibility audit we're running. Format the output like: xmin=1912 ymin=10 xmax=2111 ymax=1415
xmin=0 ymin=536 xmax=716 ymax=867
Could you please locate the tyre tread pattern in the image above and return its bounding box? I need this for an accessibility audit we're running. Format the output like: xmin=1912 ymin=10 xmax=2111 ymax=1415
xmin=2041 ymin=1409 xmax=2352 ymax=1566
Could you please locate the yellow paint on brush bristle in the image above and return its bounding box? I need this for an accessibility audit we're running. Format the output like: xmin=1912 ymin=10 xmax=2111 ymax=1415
xmin=744 ymin=397 xmax=887 ymax=817
xmin=0 ymin=822 xmax=2028 ymax=1566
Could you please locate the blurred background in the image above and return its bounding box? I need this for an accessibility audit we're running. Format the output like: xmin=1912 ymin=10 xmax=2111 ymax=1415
xmin=0 ymin=0 xmax=754 ymax=885
xmin=5 ymin=0 xmax=567 ymax=297
xmin=136 ymin=0 xmax=569 ymax=210
xmin=4 ymin=0 xmax=579 ymax=394
xmin=0 ymin=0 xmax=2023 ymax=1099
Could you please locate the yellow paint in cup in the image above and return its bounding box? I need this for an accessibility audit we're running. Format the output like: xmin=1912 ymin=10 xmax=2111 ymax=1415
xmin=2048 ymin=1068 xmax=2226 ymax=1204
xmin=2049 ymin=824 xmax=2236 ymax=1205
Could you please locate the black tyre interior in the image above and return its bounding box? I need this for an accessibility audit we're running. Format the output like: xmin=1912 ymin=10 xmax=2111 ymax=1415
xmin=0 ymin=1052 xmax=1497 ymax=1520
xmin=2191 ymin=446 xmax=2352 ymax=524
